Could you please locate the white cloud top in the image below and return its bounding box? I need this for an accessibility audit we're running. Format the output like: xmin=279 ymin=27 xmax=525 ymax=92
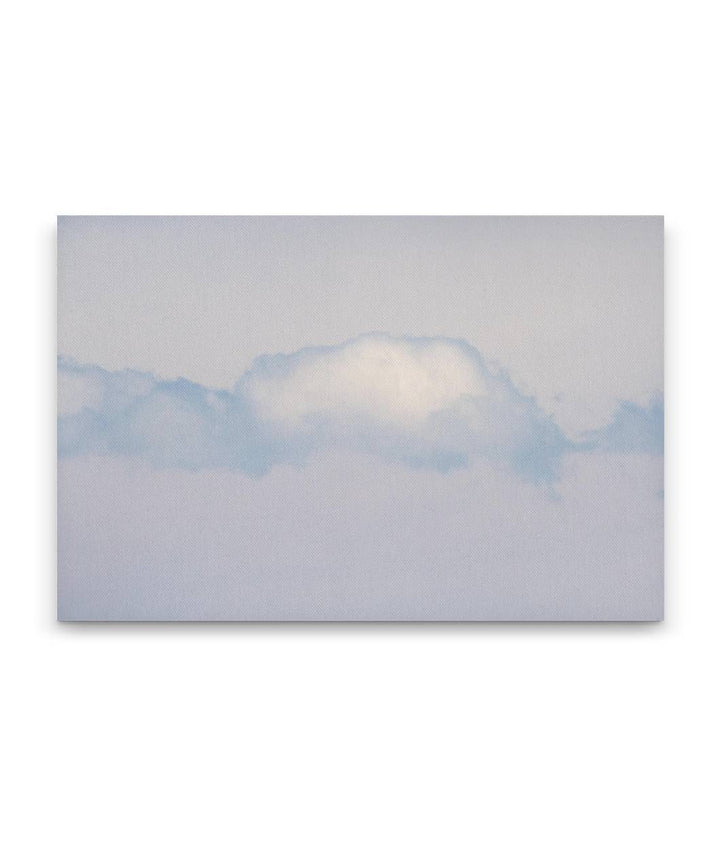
xmin=240 ymin=334 xmax=487 ymax=430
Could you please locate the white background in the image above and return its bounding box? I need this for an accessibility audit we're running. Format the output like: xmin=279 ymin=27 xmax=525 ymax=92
xmin=2 ymin=1 xmax=717 ymax=853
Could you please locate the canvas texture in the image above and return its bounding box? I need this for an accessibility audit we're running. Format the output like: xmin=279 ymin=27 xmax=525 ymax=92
xmin=57 ymin=216 xmax=664 ymax=621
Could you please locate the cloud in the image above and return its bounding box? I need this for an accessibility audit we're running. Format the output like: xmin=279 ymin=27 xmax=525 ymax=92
xmin=581 ymin=395 xmax=664 ymax=455
xmin=58 ymin=333 xmax=661 ymax=480
xmin=240 ymin=336 xmax=488 ymax=428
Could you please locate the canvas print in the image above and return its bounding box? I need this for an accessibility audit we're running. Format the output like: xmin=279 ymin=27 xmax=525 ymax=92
xmin=57 ymin=216 xmax=663 ymax=621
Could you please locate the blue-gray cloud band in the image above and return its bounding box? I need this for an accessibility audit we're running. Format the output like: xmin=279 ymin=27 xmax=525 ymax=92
xmin=58 ymin=333 xmax=662 ymax=480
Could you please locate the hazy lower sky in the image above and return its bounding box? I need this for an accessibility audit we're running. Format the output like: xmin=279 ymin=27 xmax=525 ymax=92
xmin=57 ymin=216 xmax=663 ymax=620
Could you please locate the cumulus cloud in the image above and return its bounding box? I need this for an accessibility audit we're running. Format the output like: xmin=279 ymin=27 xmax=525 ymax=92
xmin=240 ymin=336 xmax=488 ymax=428
xmin=58 ymin=333 xmax=661 ymax=480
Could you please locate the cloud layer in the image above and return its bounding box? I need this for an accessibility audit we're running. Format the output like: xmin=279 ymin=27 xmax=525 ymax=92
xmin=58 ymin=333 xmax=661 ymax=480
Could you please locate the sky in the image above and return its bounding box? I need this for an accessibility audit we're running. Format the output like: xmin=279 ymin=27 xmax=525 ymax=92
xmin=57 ymin=216 xmax=663 ymax=620
xmin=58 ymin=216 xmax=663 ymax=436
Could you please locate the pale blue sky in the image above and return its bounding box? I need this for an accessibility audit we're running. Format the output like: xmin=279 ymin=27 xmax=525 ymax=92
xmin=58 ymin=216 xmax=663 ymax=437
